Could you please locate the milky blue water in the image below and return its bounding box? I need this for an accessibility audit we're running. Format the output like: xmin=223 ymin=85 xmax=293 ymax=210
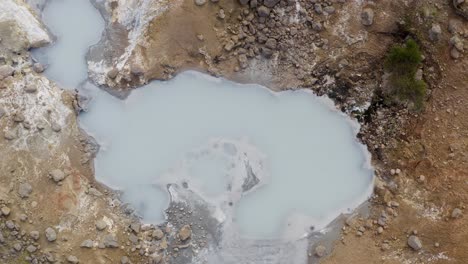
xmin=35 ymin=0 xmax=374 ymax=239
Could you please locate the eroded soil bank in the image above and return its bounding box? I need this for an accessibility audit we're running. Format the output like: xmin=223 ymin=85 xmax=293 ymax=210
xmin=0 ymin=0 xmax=467 ymax=263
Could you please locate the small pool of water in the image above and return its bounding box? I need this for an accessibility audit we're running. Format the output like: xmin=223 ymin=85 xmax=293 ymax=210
xmin=33 ymin=0 xmax=104 ymax=89
xmin=35 ymin=0 xmax=374 ymax=240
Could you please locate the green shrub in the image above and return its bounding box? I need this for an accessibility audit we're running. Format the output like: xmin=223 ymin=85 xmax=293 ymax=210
xmin=384 ymin=39 xmax=426 ymax=110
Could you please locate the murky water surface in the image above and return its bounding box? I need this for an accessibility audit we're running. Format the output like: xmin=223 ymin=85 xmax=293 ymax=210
xmin=36 ymin=0 xmax=374 ymax=240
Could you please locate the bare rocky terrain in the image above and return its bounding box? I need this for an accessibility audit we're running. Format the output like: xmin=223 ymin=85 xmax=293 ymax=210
xmin=1 ymin=0 xmax=467 ymax=263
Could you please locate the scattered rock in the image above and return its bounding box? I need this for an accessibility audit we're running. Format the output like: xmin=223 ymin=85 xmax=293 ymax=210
xmin=257 ymin=6 xmax=271 ymax=17
xmin=107 ymin=68 xmax=118 ymax=79
xmin=13 ymin=242 xmax=22 ymax=251
xmin=87 ymin=187 xmax=102 ymax=196
xmin=314 ymin=244 xmax=327 ymax=257
xmin=263 ymin=0 xmax=279 ymax=8
xmin=130 ymin=222 xmax=141 ymax=233
xmin=24 ymin=84 xmax=37 ymax=93
xmin=450 ymin=36 xmax=464 ymax=52
xmin=377 ymin=227 xmax=384 ymax=234
xmin=13 ymin=112 xmax=25 ymax=123
xmin=128 ymin=233 xmax=138 ymax=244
xmin=30 ymin=230 xmax=40 ymax=240
xmin=45 ymin=227 xmax=57 ymax=242
xmin=218 ymin=9 xmax=225 ymax=19
xmin=194 ymin=0 xmax=206 ymax=6
xmin=265 ymin=38 xmax=277 ymax=50
xmin=96 ymin=219 xmax=108 ymax=231
xmin=81 ymin=239 xmax=94 ymax=248
xmin=18 ymin=182 xmax=33 ymax=198
xmin=0 ymin=108 xmax=5 ymax=119
xmin=149 ymin=253 xmax=162 ymax=264
xmin=103 ymin=234 xmax=119 ymax=248
xmin=450 ymin=47 xmax=461 ymax=59
xmin=1 ymin=206 xmax=11 ymax=216
xmin=26 ymin=245 xmax=37 ymax=253
xmin=448 ymin=19 xmax=462 ymax=34
xmin=19 ymin=214 xmax=28 ymax=221
xmin=407 ymin=235 xmax=422 ymax=251
xmin=4 ymin=130 xmax=17 ymax=140
xmin=417 ymin=175 xmax=426 ymax=183
xmin=33 ymin=63 xmax=45 ymax=73
xmin=315 ymin=4 xmax=323 ymax=14
xmin=152 ymin=228 xmax=164 ymax=240
xmin=51 ymin=122 xmax=62 ymax=132
xmin=121 ymin=256 xmax=130 ymax=264
xmin=178 ymin=225 xmax=192 ymax=241
xmin=429 ymin=24 xmax=442 ymax=42
xmin=37 ymin=120 xmax=47 ymax=130
xmin=6 ymin=220 xmax=15 ymax=229
xmin=224 ymin=40 xmax=235 ymax=51
xmin=381 ymin=243 xmax=390 ymax=251
xmin=261 ymin=47 xmax=273 ymax=58
xmin=67 ymin=255 xmax=79 ymax=264
xmin=238 ymin=54 xmax=248 ymax=69
xmin=50 ymin=169 xmax=66 ymax=183
xmin=324 ymin=6 xmax=336 ymax=14
xmin=0 ymin=65 xmax=14 ymax=80
xmin=451 ymin=208 xmax=463 ymax=218
xmin=361 ymin=8 xmax=374 ymax=26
